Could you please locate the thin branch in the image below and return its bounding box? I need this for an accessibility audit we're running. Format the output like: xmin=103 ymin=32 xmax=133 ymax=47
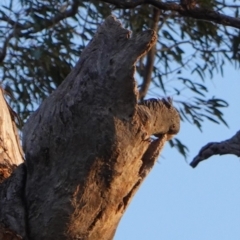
xmin=20 ymin=0 xmax=81 ymax=36
xmin=159 ymin=40 xmax=232 ymax=54
xmin=0 ymin=1 xmax=81 ymax=62
xmin=156 ymin=50 xmax=197 ymax=77
xmin=158 ymin=40 xmax=191 ymax=52
xmin=0 ymin=13 xmax=27 ymax=29
xmin=139 ymin=8 xmax=160 ymax=100
xmin=215 ymin=1 xmax=240 ymax=9
xmin=101 ymin=0 xmax=240 ymax=30
xmin=0 ymin=31 xmax=15 ymax=63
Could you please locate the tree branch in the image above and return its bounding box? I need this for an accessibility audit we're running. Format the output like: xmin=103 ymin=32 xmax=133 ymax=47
xmin=0 ymin=87 xmax=24 ymax=166
xmin=139 ymin=8 xmax=160 ymax=100
xmin=215 ymin=1 xmax=240 ymax=9
xmin=102 ymin=0 xmax=240 ymax=30
xmin=21 ymin=0 xmax=81 ymax=36
xmin=0 ymin=13 xmax=28 ymax=30
xmin=190 ymin=130 xmax=240 ymax=168
xmin=0 ymin=32 xmax=15 ymax=63
xmin=0 ymin=1 xmax=81 ymax=62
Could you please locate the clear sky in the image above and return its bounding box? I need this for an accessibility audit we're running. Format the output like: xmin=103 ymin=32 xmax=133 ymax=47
xmin=115 ymin=62 xmax=240 ymax=239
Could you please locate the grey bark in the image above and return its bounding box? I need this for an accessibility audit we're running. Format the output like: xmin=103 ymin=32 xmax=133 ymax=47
xmin=0 ymin=15 xmax=180 ymax=240
xmin=190 ymin=130 xmax=240 ymax=168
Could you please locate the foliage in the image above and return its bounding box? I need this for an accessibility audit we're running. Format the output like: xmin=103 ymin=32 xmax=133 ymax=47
xmin=0 ymin=0 xmax=239 ymax=157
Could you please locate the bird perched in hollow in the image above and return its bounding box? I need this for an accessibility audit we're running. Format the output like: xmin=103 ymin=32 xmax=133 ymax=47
xmin=137 ymin=98 xmax=180 ymax=140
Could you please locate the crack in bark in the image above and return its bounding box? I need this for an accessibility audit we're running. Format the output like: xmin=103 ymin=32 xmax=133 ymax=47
xmin=87 ymin=209 xmax=104 ymax=232
xmin=122 ymin=180 xmax=141 ymax=210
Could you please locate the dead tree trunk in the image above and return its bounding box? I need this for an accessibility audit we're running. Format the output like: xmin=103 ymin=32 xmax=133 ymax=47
xmin=0 ymin=16 xmax=180 ymax=240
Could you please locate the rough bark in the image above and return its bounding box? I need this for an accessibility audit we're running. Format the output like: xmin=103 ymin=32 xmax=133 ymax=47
xmin=0 ymin=15 xmax=180 ymax=239
xmin=190 ymin=130 xmax=240 ymax=168
xmin=0 ymin=88 xmax=24 ymax=169
xmin=0 ymin=88 xmax=25 ymax=239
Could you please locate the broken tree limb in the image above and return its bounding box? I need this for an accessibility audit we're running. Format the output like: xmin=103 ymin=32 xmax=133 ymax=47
xmin=190 ymin=130 xmax=240 ymax=168
xmin=0 ymin=88 xmax=25 ymax=239
xmin=0 ymin=15 xmax=180 ymax=239
xmin=0 ymin=88 xmax=24 ymax=170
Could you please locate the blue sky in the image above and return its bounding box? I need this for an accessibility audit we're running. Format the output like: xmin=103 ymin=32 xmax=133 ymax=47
xmin=115 ymin=62 xmax=240 ymax=239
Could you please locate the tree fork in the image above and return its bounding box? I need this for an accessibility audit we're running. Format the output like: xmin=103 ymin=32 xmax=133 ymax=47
xmin=0 ymin=16 xmax=180 ymax=239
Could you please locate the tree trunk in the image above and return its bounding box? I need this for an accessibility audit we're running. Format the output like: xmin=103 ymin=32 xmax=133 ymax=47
xmin=0 ymin=15 xmax=180 ymax=240
xmin=0 ymin=87 xmax=25 ymax=239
